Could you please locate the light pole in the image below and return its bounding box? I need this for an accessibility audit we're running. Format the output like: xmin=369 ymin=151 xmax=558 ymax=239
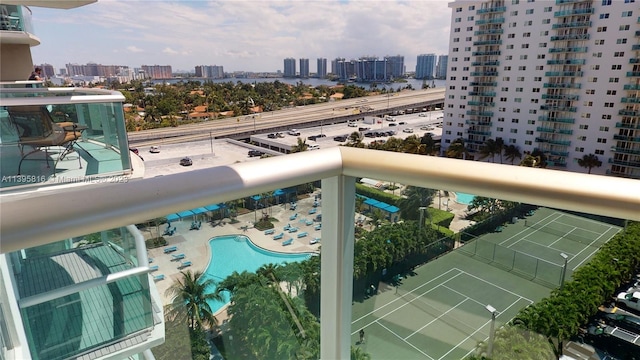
xmin=418 ymin=206 xmax=427 ymax=230
xmin=560 ymin=253 xmax=568 ymax=290
xmin=485 ymin=304 xmax=497 ymax=358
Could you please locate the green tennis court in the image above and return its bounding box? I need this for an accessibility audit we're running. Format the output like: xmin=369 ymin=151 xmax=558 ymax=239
xmin=351 ymin=208 xmax=621 ymax=359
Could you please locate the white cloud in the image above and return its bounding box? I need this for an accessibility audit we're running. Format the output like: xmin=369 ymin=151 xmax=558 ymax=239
xmin=31 ymin=0 xmax=452 ymax=72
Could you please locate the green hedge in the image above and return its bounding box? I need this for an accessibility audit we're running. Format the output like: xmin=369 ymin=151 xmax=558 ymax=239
xmin=356 ymin=183 xmax=402 ymax=206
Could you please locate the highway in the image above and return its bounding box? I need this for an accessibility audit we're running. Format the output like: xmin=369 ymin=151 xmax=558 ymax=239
xmin=128 ymin=88 xmax=446 ymax=147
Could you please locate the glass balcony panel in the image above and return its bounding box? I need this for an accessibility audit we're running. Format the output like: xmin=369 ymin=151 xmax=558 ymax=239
xmin=0 ymin=5 xmax=33 ymax=33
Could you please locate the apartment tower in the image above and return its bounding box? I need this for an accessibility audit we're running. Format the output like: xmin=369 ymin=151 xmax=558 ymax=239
xmin=443 ymin=0 xmax=640 ymax=178
xmin=317 ymin=58 xmax=327 ymax=78
xmin=299 ymin=58 xmax=310 ymax=78
xmin=283 ymin=58 xmax=296 ymax=77
xmin=416 ymin=54 xmax=437 ymax=79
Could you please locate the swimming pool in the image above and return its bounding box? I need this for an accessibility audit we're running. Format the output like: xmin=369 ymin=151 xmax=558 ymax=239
xmin=454 ymin=192 xmax=476 ymax=205
xmin=202 ymin=235 xmax=313 ymax=313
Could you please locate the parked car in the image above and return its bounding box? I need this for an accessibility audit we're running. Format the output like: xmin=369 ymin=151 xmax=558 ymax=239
xmin=267 ymin=133 xmax=277 ymax=139
xmin=402 ymin=128 xmax=414 ymax=133
xmin=617 ymin=291 xmax=640 ymax=313
xmin=364 ymin=132 xmax=376 ymax=138
xmin=308 ymin=134 xmax=326 ymax=141
xmin=420 ymin=125 xmax=435 ymax=130
xmin=150 ymin=145 xmax=160 ymax=153
xmin=130 ymin=148 xmax=144 ymax=161
xmin=179 ymin=157 xmax=193 ymax=166
xmin=308 ymin=144 xmax=320 ymax=150
xmin=288 ymin=129 xmax=300 ymax=136
xmin=358 ymin=127 xmax=370 ymax=132
xmin=418 ymin=113 xmax=427 ymax=117
xmin=389 ymin=123 xmax=397 ymax=127
xmin=601 ymin=313 xmax=640 ymax=334
xmin=248 ymin=150 xmax=264 ymax=157
xmin=334 ymin=135 xmax=348 ymax=142
xmin=348 ymin=121 xmax=358 ymax=127
xmin=398 ymin=121 xmax=407 ymax=125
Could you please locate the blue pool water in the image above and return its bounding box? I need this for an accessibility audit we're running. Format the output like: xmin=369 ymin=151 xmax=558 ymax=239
xmin=454 ymin=192 xmax=476 ymax=205
xmin=202 ymin=235 xmax=312 ymax=313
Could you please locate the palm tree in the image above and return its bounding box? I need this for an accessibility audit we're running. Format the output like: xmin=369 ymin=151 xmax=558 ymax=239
xmin=475 ymin=325 xmax=555 ymax=360
xmin=504 ymin=144 xmax=522 ymax=165
xmin=577 ymin=153 xmax=602 ymax=174
xmin=165 ymin=270 xmax=222 ymax=330
xmin=347 ymin=131 xmax=365 ymax=148
xmin=291 ymin=137 xmax=308 ymax=153
xmin=445 ymin=138 xmax=469 ymax=159
xmin=420 ymin=132 xmax=438 ymax=155
xmin=397 ymin=186 xmax=436 ymax=220
xmin=478 ymin=138 xmax=499 ymax=163
xmin=494 ymin=137 xmax=505 ymax=164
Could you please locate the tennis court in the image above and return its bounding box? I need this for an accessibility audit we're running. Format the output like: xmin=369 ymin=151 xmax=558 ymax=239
xmin=351 ymin=208 xmax=621 ymax=359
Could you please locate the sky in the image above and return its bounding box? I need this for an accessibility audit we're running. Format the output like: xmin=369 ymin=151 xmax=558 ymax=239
xmin=31 ymin=0 xmax=453 ymax=74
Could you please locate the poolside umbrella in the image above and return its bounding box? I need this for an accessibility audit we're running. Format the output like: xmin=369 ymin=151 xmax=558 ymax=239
xmin=177 ymin=209 xmax=195 ymax=220
xmin=166 ymin=213 xmax=180 ymax=222
xmin=191 ymin=207 xmax=208 ymax=221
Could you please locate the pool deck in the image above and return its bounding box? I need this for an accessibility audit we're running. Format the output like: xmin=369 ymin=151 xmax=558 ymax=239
xmin=147 ymin=188 xmax=474 ymax=325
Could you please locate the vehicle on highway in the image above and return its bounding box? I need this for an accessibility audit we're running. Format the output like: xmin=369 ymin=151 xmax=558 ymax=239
xmin=130 ymin=148 xmax=144 ymax=161
xmin=364 ymin=132 xmax=376 ymax=138
xmin=418 ymin=113 xmax=428 ymax=117
xmin=288 ymin=129 xmax=300 ymax=136
xmin=385 ymin=116 xmax=396 ymax=122
xmin=420 ymin=125 xmax=435 ymax=131
xmin=403 ymin=128 xmax=414 ymax=133
xmin=308 ymin=144 xmax=320 ymax=151
xmin=358 ymin=127 xmax=370 ymax=132
xmin=308 ymin=134 xmax=326 ymax=141
xmin=149 ymin=146 xmax=160 ymax=153
xmin=617 ymin=291 xmax=640 ymax=313
xmin=398 ymin=121 xmax=407 ymax=125
xmin=248 ymin=150 xmax=265 ymax=157
xmin=179 ymin=157 xmax=193 ymax=166
xmin=389 ymin=123 xmax=397 ymax=127
xmin=334 ymin=135 xmax=348 ymax=142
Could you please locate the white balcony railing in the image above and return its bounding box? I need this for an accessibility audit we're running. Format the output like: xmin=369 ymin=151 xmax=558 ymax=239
xmin=1 ymin=147 xmax=639 ymax=359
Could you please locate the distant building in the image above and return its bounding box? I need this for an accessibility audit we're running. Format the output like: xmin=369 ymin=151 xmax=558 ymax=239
xmin=435 ymin=55 xmax=448 ymax=79
xmin=317 ymin=58 xmax=327 ymax=78
xmin=283 ymin=58 xmax=296 ymax=77
xmin=385 ymin=55 xmax=405 ymax=79
xmin=299 ymin=58 xmax=310 ymax=78
xmin=350 ymin=56 xmax=404 ymax=82
xmin=195 ymin=65 xmax=224 ymax=79
xmin=36 ymin=63 xmax=55 ymax=78
xmin=140 ymin=65 xmax=172 ymax=79
xmin=415 ymin=54 xmax=437 ymax=79
xmin=335 ymin=58 xmax=356 ymax=81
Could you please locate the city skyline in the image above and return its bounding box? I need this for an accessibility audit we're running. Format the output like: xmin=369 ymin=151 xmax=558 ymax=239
xmin=30 ymin=0 xmax=452 ymax=73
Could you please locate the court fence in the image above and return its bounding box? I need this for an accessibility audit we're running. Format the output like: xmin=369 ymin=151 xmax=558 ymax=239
xmin=458 ymin=236 xmax=564 ymax=288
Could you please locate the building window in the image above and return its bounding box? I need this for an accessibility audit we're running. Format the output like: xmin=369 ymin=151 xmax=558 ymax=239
xmin=609 ymin=78 xmax=619 ymax=83
xmin=454 ymin=28 xmax=461 ymax=33
xmin=516 ymin=88 xmax=523 ymax=92
xmin=497 ymin=127 xmax=504 ymax=132
xmin=602 ymin=0 xmax=612 ymax=4
xmin=504 ymin=66 xmax=512 ymax=71
xmin=619 ymin=25 xmax=630 ymax=30
xmin=599 ymin=126 xmax=609 ymax=131
xmin=529 ymin=109 xmax=537 ymax=114
xmin=521 ymin=44 xmax=529 ymax=49
xmin=597 ymin=26 xmax=607 ymax=32
xmin=604 ymin=102 xmax=615 ymax=107
xmin=453 ymin=38 xmax=460 ymax=43
xmin=593 ymin=52 xmax=603 ymax=58
xmin=538 ymin=43 xmax=547 ymax=48
xmin=575 ymin=147 xmax=584 ymax=152
xmin=542 ymin=19 xmax=550 ymax=24
xmin=584 ymin=101 xmax=593 ymax=106
xmin=621 ymin=11 xmax=633 ymax=17
xmin=455 ymin=17 xmax=462 ymax=22
xmin=597 ymin=138 xmax=607 ymax=143
xmin=532 ymin=88 xmax=540 ymax=93
xmin=602 ymin=114 xmax=612 ymax=120
xmin=507 ymin=44 xmax=514 ymax=49
xmin=511 ymin=10 xmax=518 ymax=16
xmin=515 ymin=98 xmax=522 ymax=103
xmin=467 ymin=26 xmax=473 ymax=31
xmin=592 ymin=65 xmax=600 ymax=70
xmin=589 ymin=77 xmax=598 ymax=83
xmin=510 ymin=129 xmax=518 ymax=133
xmin=616 ymin=39 xmax=627 ymax=44
xmin=456 ymin=7 xmax=462 ymax=12
xmin=534 ymin=76 xmax=542 ymax=81
xmin=518 ymin=66 xmax=526 ymax=71
xmin=579 ymin=124 xmax=589 ymax=130
xmin=600 ymin=13 xmax=610 ymax=19
xmin=526 ymin=130 xmax=534 ymax=135
xmin=467 ymin=16 xmax=474 ymax=21
xmin=525 ymin=20 xmax=533 ymax=26
xmin=606 ymin=90 xmax=617 ymax=95
xmin=535 ymin=65 xmax=543 ymax=70
xmin=544 ymin=6 xmax=552 ymax=12
xmin=525 ymin=140 xmax=532 ymax=145
xmin=506 ymin=55 xmax=513 ymax=60
xmin=512 ymin=119 xmax=519 ymax=123
xmin=595 ymin=149 xmax=604 ymax=155
xmin=526 ymin=9 xmax=534 ymax=14
xmin=466 ymin=37 xmax=472 ymax=41
xmin=578 ymin=136 xmax=587 ymax=141
xmin=508 ymin=33 xmax=516 ymax=39
xmin=595 ymin=39 xmax=605 ymax=45
xmin=517 ymin=76 xmax=525 ymax=81
xmin=523 ymin=32 xmax=531 ymax=38
xmin=537 ymin=54 xmax=545 ymax=59
xmin=586 ymin=89 xmax=595 ymax=95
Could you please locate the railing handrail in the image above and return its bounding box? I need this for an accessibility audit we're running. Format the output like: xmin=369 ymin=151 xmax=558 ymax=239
xmin=1 ymin=147 xmax=639 ymax=253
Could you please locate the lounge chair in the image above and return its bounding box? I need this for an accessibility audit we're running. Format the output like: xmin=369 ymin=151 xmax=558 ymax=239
xmin=163 ymin=226 xmax=176 ymax=236
xmin=190 ymin=221 xmax=201 ymax=230
xmin=308 ymin=208 xmax=317 ymax=215
xmin=273 ymin=232 xmax=284 ymax=240
xmin=288 ymin=227 xmax=298 ymax=233
xmin=284 ymin=223 xmax=291 ymax=231
xmin=494 ymin=225 xmax=504 ymax=233
xmin=264 ymin=228 xmax=275 ymax=235
xmin=149 ymin=257 xmax=154 ymax=263
xmin=178 ymin=261 xmax=192 ymax=269
xmin=163 ymin=246 xmax=177 ymax=254
xmin=297 ymin=232 xmax=308 ymax=238
xmin=289 ymin=213 xmax=298 ymax=220
xmin=310 ymin=238 xmax=320 ymax=245
xmin=149 ymin=265 xmax=159 ymax=272
xmin=282 ymin=239 xmax=293 ymax=246
xmin=305 ymin=219 xmax=314 ymax=226
xmin=314 ymin=224 xmax=322 ymax=231
xmin=171 ymin=253 xmax=185 ymax=261
xmin=153 ymin=274 xmax=165 ymax=281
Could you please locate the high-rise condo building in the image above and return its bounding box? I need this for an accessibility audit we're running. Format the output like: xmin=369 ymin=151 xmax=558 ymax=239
xmin=436 ymin=55 xmax=448 ymax=79
xmin=442 ymin=0 xmax=640 ymax=178
xmin=416 ymin=54 xmax=437 ymax=79
xmin=299 ymin=58 xmax=310 ymax=78
xmin=195 ymin=65 xmax=224 ymax=79
xmin=140 ymin=65 xmax=172 ymax=79
xmin=317 ymin=58 xmax=327 ymax=78
xmin=284 ymin=58 xmax=296 ymax=77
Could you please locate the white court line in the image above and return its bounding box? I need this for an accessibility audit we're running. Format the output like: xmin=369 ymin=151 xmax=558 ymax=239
xmin=352 ymin=268 xmax=462 ymax=324
xmin=438 ymin=298 xmax=528 ymax=360
xmin=571 ymin=226 xmax=621 ymax=271
xmin=404 ymin=297 xmax=469 ymax=340
xmin=554 ymin=220 xmax=608 ymax=235
xmin=549 ymin=227 xmax=577 ymax=247
xmin=376 ymin=321 xmax=435 ymax=360
xmin=500 ymin=212 xmax=560 ymax=247
xmin=453 ymin=268 xmax=534 ymax=303
xmin=510 ymin=237 xmax=575 ymax=261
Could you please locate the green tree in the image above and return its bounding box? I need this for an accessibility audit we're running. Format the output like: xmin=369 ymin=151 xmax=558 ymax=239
xmin=397 ymin=186 xmax=437 ymax=220
xmin=165 ymin=270 xmax=222 ymax=330
xmin=479 ymin=138 xmax=500 ymax=163
xmin=476 ymin=325 xmax=555 ymax=360
xmin=347 ymin=131 xmax=365 ymax=148
xmin=504 ymin=144 xmax=522 ymax=165
xmin=291 ymin=137 xmax=308 ymax=153
xmin=446 ymin=138 xmax=469 ymax=159
xmin=577 ymin=153 xmax=602 ymax=174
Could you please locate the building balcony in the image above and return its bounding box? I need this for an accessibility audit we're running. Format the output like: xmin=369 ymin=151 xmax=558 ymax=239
xmin=545 ymin=71 xmax=584 ymax=77
xmin=466 ymin=129 xmax=492 ymax=136
xmin=608 ymin=158 xmax=640 ymax=168
xmin=535 ymin=137 xmax=571 ymax=146
xmin=633 ymin=44 xmax=640 ymax=51
xmin=613 ymin=134 xmax=640 ymax=142
xmin=544 ymin=83 xmax=581 ymax=89
xmin=607 ymin=168 xmax=640 ymax=179
xmin=635 ymin=30 xmax=640 ymax=37
xmin=629 ymin=58 xmax=640 ymax=64
xmin=624 ymin=84 xmax=640 ymax=90
xmin=472 ymin=50 xmax=501 ymax=56
xmin=0 ymin=86 xmax=136 ymax=190
xmin=470 ymin=71 xmax=498 ymax=77
xmin=556 ymin=0 xmax=591 ymax=4
xmin=540 ymin=105 xmax=577 ymax=112
xmin=476 ymin=6 xmax=506 ymax=14
xmin=627 ymin=71 xmax=640 ymax=77
xmin=619 ymin=109 xmax=640 ymax=117
xmin=552 ymin=21 xmax=592 ymax=29
xmin=550 ymin=34 xmax=590 ymax=41
xmin=466 ymin=110 xmax=494 ymax=117
xmin=611 ymin=147 xmax=640 ymax=155
xmin=536 ymin=127 xmax=574 ymax=135
xmin=467 ymin=101 xmax=495 ymax=107
xmin=546 ymin=59 xmax=586 ymax=65
xmin=465 ymin=120 xmax=493 ymax=126
xmin=470 ymin=81 xmax=497 ymax=87
xmin=538 ymin=116 xmax=575 ymax=124
xmin=542 ymin=94 xmax=580 ymax=101
xmin=474 ymin=29 xmax=503 ymax=36
xmin=475 ymin=18 xmax=505 ymax=25
xmin=554 ymin=8 xmax=594 ymax=17
xmin=468 ymin=91 xmax=496 ymax=97
xmin=548 ymin=47 xmax=588 ymax=53
xmin=473 ymin=40 xmax=502 ymax=46
xmin=1 ymin=147 xmax=638 ymax=360
xmin=621 ymin=97 xmax=640 ymax=104
xmin=0 ymin=4 xmax=34 ymax=33
xmin=616 ymin=122 xmax=640 ymax=129
xmin=471 ymin=61 xmax=499 ymax=66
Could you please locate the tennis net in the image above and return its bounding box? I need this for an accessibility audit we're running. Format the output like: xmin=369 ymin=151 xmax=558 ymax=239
xmin=524 ymin=220 xmax=609 ymax=247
